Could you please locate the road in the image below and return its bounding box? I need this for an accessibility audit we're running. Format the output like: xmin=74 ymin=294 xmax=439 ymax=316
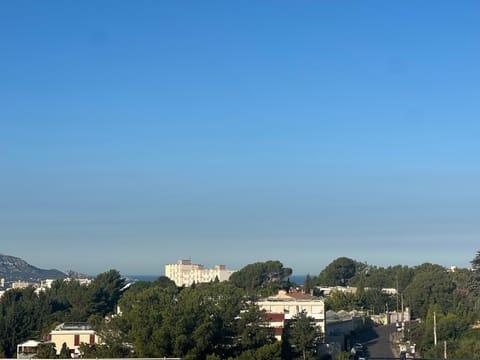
xmin=352 ymin=324 xmax=398 ymax=359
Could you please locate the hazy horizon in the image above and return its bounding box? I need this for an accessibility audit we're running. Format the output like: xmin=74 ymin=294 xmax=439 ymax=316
xmin=2 ymin=251 xmax=474 ymax=279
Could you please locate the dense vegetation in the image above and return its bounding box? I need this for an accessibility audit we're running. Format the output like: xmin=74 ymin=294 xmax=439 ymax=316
xmin=310 ymin=253 xmax=480 ymax=359
xmin=0 ymin=269 xmax=123 ymax=358
xmin=228 ymin=260 xmax=293 ymax=296
xmin=1 ymin=253 xmax=479 ymax=359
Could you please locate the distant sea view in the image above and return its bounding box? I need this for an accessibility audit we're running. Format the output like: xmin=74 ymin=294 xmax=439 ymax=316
xmin=127 ymin=274 xmax=306 ymax=285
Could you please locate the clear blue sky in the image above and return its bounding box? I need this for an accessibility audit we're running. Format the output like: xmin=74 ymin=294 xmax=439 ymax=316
xmin=1 ymin=1 xmax=480 ymax=276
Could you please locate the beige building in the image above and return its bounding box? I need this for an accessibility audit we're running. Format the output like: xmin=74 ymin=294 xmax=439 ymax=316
xmin=257 ymin=289 xmax=326 ymax=340
xmin=12 ymin=281 xmax=36 ymax=289
xmin=46 ymin=323 xmax=99 ymax=357
xmin=165 ymin=259 xmax=236 ymax=287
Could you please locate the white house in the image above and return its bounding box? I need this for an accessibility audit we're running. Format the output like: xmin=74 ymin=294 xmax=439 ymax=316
xmin=257 ymin=289 xmax=326 ymax=340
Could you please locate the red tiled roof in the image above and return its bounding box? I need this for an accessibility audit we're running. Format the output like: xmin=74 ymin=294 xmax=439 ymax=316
xmin=287 ymin=292 xmax=317 ymax=300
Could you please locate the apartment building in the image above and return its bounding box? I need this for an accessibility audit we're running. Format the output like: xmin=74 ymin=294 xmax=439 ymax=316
xmin=165 ymin=259 xmax=236 ymax=287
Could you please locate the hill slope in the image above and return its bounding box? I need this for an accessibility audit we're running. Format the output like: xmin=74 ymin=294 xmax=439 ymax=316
xmin=0 ymin=254 xmax=66 ymax=282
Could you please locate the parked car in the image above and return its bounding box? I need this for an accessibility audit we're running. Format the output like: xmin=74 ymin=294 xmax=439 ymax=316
xmin=350 ymin=343 xmax=368 ymax=360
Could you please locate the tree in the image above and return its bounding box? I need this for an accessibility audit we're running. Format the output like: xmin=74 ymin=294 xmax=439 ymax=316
xmin=470 ymin=250 xmax=480 ymax=271
xmin=404 ymin=264 xmax=456 ymax=318
xmin=79 ymin=341 xmax=132 ymax=358
xmin=0 ymin=287 xmax=47 ymax=358
xmin=107 ymin=281 xmax=272 ymax=359
xmin=326 ymin=290 xmax=357 ymax=311
xmin=36 ymin=342 xmax=57 ymax=359
xmin=152 ymin=276 xmax=177 ymax=289
xmin=229 ymin=261 xmax=292 ymax=296
xmin=304 ymin=274 xmax=313 ymax=294
xmin=317 ymin=257 xmax=360 ymax=286
xmin=59 ymin=342 xmax=70 ymax=358
xmin=283 ymin=311 xmax=322 ymax=360
xmin=88 ymin=269 xmax=125 ymax=317
xmin=235 ymin=304 xmax=275 ymax=352
xmin=348 ymin=265 xmax=414 ymax=291
xmin=466 ymin=250 xmax=480 ymax=318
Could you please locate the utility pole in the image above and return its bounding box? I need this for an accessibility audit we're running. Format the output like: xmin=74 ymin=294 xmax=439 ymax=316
xmin=444 ymin=341 xmax=447 ymax=359
xmin=396 ymin=278 xmax=399 ymax=312
xmin=401 ymin=293 xmax=404 ymax=322
xmin=433 ymin=311 xmax=437 ymax=346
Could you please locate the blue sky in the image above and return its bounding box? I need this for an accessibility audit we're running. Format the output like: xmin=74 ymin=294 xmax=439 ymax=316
xmin=1 ymin=1 xmax=480 ymax=276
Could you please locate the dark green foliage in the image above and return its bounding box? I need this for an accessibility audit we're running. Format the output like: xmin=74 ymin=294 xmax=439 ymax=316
xmin=0 ymin=287 xmax=50 ymax=357
xmin=229 ymin=260 xmax=292 ymax=296
xmin=325 ymin=290 xmax=358 ymax=311
xmin=236 ymin=304 xmax=275 ymax=352
xmin=412 ymin=305 xmax=473 ymax=358
xmin=465 ymin=251 xmax=480 ymax=321
xmin=326 ymin=288 xmax=396 ymax=313
xmin=79 ymin=341 xmax=132 ymax=358
xmin=349 ymin=265 xmax=414 ymax=291
xmin=41 ymin=269 xmax=124 ymax=324
xmin=88 ymin=269 xmax=125 ymax=317
xmin=304 ymin=274 xmax=313 ymax=294
xmin=37 ymin=342 xmax=57 ymax=359
xmin=0 ymin=269 xmax=125 ymax=358
xmin=316 ymin=253 xmax=480 ymax=358
xmin=404 ymin=263 xmax=456 ymax=318
xmin=152 ymin=275 xmax=177 ymax=288
xmin=447 ymin=329 xmax=480 ymax=359
xmin=102 ymin=281 xmax=277 ymax=359
xmin=316 ymin=257 xmax=364 ymax=286
xmin=59 ymin=342 xmax=70 ymax=358
xmin=470 ymin=250 xmax=480 ymax=271
xmin=402 ymin=254 xmax=480 ymax=358
xmin=228 ymin=342 xmax=281 ymax=360
xmin=3 ymin=255 xmax=480 ymax=360
xmin=282 ymin=311 xmax=322 ymax=360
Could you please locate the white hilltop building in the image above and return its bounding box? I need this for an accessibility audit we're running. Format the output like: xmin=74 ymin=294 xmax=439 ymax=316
xmin=165 ymin=259 xmax=236 ymax=287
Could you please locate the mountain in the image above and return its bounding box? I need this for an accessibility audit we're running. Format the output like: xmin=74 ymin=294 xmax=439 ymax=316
xmin=0 ymin=254 xmax=67 ymax=283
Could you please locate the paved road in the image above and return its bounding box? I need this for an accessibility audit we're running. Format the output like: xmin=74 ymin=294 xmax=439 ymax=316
xmin=353 ymin=324 xmax=397 ymax=359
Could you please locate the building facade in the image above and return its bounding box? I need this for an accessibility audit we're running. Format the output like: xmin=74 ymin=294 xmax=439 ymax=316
xmin=165 ymin=259 xmax=236 ymax=286
xmin=46 ymin=323 xmax=99 ymax=357
xmin=257 ymin=289 xmax=326 ymax=340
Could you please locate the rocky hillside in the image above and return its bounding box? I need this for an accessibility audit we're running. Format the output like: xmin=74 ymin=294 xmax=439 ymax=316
xmin=0 ymin=254 xmax=66 ymax=282
xmin=64 ymin=269 xmax=91 ymax=279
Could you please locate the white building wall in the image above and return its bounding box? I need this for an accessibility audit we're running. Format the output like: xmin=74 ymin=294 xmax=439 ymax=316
xmin=257 ymin=291 xmax=326 ymax=334
xmin=165 ymin=260 xmax=236 ymax=286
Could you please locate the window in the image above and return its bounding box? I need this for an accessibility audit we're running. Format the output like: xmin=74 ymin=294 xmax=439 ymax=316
xmin=74 ymin=335 xmax=80 ymax=346
xmin=89 ymin=334 xmax=95 ymax=345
